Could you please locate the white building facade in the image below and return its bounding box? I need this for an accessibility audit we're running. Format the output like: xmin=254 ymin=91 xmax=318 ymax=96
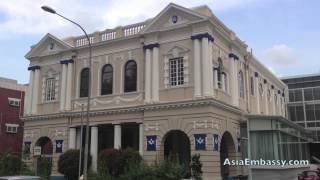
xmin=23 ymin=4 xmax=287 ymax=180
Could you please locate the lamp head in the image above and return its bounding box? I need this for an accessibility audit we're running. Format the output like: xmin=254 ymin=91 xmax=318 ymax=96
xmin=41 ymin=6 xmax=56 ymax=14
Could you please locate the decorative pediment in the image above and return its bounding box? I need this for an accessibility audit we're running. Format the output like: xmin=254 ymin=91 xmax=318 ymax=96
xmin=166 ymin=45 xmax=189 ymax=58
xmin=142 ymin=3 xmax=208 ymax=33
xmin=25 ymin=33 xmax=72 ymax=59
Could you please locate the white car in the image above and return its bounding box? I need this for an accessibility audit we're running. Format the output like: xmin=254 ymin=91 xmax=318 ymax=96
xmin=0 ymin=176 xmax=41 ymax=180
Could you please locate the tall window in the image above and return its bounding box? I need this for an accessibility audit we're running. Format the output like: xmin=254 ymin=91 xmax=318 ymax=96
xmin=80 ymin=68 xmax=89 ymax=97
xmin=259 ymin=83 xmax=263 ymax=97
xmin=45 ymin=78 xmax=56 ymax=101
xmin=250 ymin=77 xmax=254 ymax=95
xmin=124 ymin=60 xmax=137 ymax=92
xmin=101 ymin=64 xmax=113 ymax=95
xmin=169 ymin=57 xmax=184 ymax=86
xmin=239 ymin=71 xmax=244 ymax=98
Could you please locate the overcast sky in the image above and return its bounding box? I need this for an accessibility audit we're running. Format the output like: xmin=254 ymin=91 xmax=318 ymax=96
xmin=0 ymin=0 xmax=319 ymax=84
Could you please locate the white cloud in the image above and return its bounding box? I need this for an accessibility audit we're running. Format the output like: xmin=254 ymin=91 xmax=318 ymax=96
xmin=0 ymin=0 xmax=261 ymax=38
xmin=263 ymin=44 xmax=298 ymax=66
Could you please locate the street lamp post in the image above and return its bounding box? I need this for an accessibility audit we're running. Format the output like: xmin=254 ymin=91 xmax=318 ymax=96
xmin=41 ymin=6 xmax=92 ymax=180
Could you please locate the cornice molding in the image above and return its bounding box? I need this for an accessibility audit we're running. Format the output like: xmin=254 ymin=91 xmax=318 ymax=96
xmin=22 ymin=98 xmax=243 ymax=121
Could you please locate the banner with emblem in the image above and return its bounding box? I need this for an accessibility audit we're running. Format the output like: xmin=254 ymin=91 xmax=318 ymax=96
xmin=194 ymin=134 xmax=206 ymax=150
xmin=56 ymin=140 xmax=63 ymax=153
xmin=146 ymin=135 xmax=157 ymax=151
xmin=213 ymin=134 xmax=219 ymax=151
xmin=24 ymin=141 xmax=31 ymax=154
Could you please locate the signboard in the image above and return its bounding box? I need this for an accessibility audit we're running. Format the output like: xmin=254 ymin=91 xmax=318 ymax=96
xmin=33 ymin=146 xmax=41 ymax=156
xmin=56 ymin=140 xmax=63 ymax=153
xmin=213 ymin=134 xmax=219 ymax=151
xmin=194 ymin=134 xmax=206 ymax=150
xmin=146 ymin=135 xmax=157 ymax=151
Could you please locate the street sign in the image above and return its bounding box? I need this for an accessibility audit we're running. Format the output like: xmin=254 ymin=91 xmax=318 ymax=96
xmin=33 ymin=146 xmax=41 ymax=156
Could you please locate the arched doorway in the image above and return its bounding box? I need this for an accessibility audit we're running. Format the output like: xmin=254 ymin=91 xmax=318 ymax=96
xmin=163 ymin=130 xmax=191 ymax=177
xmin=35 ymin=137 xmax=53 ymax=177
xmin=220 ymin=132 xmax=236 ymax=180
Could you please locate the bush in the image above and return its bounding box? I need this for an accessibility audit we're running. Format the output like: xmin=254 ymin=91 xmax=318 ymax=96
xmin=98 ymin=148 xmax=142 ymax=177
xmin=37 ymin=156 xmax=52 ymax=180
xmin=152 ymin=160 xmax=184 ymax=180
xmin=0 ymin=152 xmax=22 ymax=176
xmin=58 ymin=149 xmax=91 ymax=180
xmin=190 ymin=154 xmax=203 ymax=180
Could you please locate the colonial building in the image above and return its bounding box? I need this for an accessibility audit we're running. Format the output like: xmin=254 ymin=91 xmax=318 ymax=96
xmin=0 ymin=77 xmax=26 ymax=155
xmin=23 ymin=3 xmax=288 ymax=180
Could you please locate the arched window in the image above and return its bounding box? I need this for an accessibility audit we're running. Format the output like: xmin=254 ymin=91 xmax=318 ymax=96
xmin=101 ymin=64 xmax=113 ymax=95
xmin=80 ymin=68 xmax=89 ymax=97
xmin=239 ymin=70 xmax=244 ymax=98
xmin=124 ymin=60 xmax=137 ymax=92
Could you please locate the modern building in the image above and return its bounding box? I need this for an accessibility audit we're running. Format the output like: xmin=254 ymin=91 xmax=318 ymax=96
xmin=0 ymin=77 xmax=26 ymax=155
xmin=282 ymin=73 xmax=320 ymax=163
xmin=23 ymin=3 xmax=292 ymax=180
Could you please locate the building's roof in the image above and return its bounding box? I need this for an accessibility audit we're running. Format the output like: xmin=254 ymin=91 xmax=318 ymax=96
xmin=0 ymin=77 xmax=27 ymax=91
xmin=281 ymin=73 xmax=320 ymax=80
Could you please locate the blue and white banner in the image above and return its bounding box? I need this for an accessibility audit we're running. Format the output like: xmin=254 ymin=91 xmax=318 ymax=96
xmin=213 ymin=134 xmax=219 ymax=151
xmin=146 ymin=135 xmax=157 ymax=151
xmin=56 ymin=140 xmax=63 ymax=153
xmin=24 ymin=141 xmax=31 ymax=154
xmin=194 ymin=134 xmax=206 ymax=150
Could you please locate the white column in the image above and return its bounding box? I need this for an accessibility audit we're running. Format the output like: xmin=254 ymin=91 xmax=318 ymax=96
xmin=221 ymin=73 xmax=226 ymax=91
xmin=193 ymin=39 xmax=201 ymax=98
xmin=152 ymin=47 xmax=159 ymax=102
xmin=65 ymin=62 xmax=73 ymax=110
xmin=255 ymin=76 xmax=261 ymax=114
xmin=271 ymin=89 xmax=276 ymax=115
xmin=90 ymin=126 xmax=98 ymax=171
xmin=26 ymin=70 xmax=34 ymax=115
xmin=60 ymin=64 xmax=67 ymax=111
xmin=264 ymin=83 xmax=269 ymax=115
xmin=114 ymin=124 xmax=121 ymax=149
xmin=202 ymin=37 xmax=210 ymax=97
xmin=145 ymin=49 xmax=152 ymax=103
xmin=31 ymin=69 xmax=40 ymax=114
xmin=230 ymin=58 xmax=239 ymax=106
xmin=208 ymin=40 xmax=214 ymax=97
xmin=139 ymin=124 xmax=144 ymax=156
xmin=68 ymin=127 xmax=76 ymax=149
xmin=214 ymin=69 xmax=218 ymax=89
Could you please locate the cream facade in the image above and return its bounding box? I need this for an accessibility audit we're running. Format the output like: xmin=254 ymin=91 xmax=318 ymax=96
xmin=23 ymin=3 xmax=287 ymax=180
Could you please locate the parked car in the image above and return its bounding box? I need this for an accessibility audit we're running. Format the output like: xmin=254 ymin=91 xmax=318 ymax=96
xmin=298 ymin=171 xmax=320 ymax=180
xmin=0 ymin=176 xmax=41 ymax=180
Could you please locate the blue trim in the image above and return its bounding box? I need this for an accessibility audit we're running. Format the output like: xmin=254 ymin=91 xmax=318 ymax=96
xmin=60 ymin=59 xmax=74 ymax=64
xmin=228 ymin=53 xmax=239 ymax=60
xmin=254 ymin=72 xmax=259 ymax=77
xmin=27 ymin=65 xmax=40 ymax=71
xmin=143 ymin=43 xmax=160 ymax=50
xmin=191 ymin=32 xmax=214 ymax=42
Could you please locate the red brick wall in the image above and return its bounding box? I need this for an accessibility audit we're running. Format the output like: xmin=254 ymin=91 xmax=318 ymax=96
xmin=0 ymin=87 xmax=25 ymax=155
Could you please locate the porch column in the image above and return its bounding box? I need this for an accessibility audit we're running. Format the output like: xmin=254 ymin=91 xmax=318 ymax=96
xmin=60 ymin=63 xmax=68 ymax=111
xmin=139 ymin=124 xmax=144 ymax=156
xmin=68 ymin=127 xmax=76 ymax=149
xmin=202 ymin=37 xmax=211 ymax=97
xmin=193 ymin=38 xmax=201 ymax=98
xmin=152 ymin=47 xmax=159 ymax=102
xmin=229 ymin=53 xmax=239 ymax=107
xmin=144 ymin=48 xmax=152 ymax=103
xmin=214 ymin=68 xmax=218 ymax=89
xmin=90 ymin=126 xmax=98 ymax=171
xmin=264 ymin=80 xmax=269 ymax=115
xmin=114 ymin=124 xmax=121 ymax=149
xmin=31 ymin=68 xmax=40 ymax=114
xmin=208 ymin=40 xmax=214 ymax=97
xmin=221 ymin=72 xmax=226 ymax=91
xmin=26 ymin=70 xmax=34 ymax=115
xmin=65 ymin=61 xmax=74 ymax=111
xmin=255 ymin=72 xmax=261 ymax=114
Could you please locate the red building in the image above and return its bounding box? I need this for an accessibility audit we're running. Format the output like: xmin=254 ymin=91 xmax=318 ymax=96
xmin=0 ymin=77 xmax=27 ymax=155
